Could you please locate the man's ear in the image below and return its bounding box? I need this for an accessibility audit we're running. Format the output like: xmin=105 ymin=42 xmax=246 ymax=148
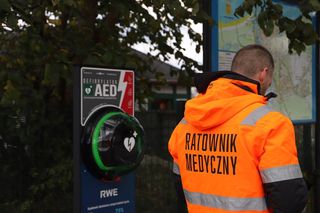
xmin=258 ymin=67 xmax=268 ymax=84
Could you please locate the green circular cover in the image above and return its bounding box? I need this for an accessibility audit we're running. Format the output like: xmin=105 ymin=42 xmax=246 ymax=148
xmin=91 ymin=112 xmax=143 ymax=172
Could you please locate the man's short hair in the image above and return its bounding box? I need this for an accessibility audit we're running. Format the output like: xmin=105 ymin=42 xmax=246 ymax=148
xmin=231 ymin=44 xmax=274 ymax=78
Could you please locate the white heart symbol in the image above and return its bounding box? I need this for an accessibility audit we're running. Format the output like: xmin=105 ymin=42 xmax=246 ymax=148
xmin=124 ymin=137 xmax=135 ymax=152
xmin=85 ymin=87 xmax=91 ymax=95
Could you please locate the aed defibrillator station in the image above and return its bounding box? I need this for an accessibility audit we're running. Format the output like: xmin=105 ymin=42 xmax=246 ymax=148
xmin=73 ymin=66 xmax=145 ymax=213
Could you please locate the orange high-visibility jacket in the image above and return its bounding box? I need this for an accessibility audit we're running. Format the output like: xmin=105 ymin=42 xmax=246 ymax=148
xmin=168 ymin=72 xmax=308 ymax=213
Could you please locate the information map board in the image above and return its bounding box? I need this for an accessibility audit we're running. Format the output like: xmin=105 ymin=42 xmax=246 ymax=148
xmin=211 ymin=0 xmax=316 ymax=123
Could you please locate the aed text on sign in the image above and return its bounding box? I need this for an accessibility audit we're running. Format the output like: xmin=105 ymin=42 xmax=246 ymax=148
xmin=94 ymin=84 xmax=117 ymax=97
xmin=185 ymin=133 xmax=238 ymax=175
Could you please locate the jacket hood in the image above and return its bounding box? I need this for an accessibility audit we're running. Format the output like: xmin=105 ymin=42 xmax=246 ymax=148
xmin=185 ymin=72 xmax=267 ymax=130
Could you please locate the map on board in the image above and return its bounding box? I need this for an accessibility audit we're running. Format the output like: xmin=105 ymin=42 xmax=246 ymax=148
xmin=218 ymin=0 xmax=315 ymax=122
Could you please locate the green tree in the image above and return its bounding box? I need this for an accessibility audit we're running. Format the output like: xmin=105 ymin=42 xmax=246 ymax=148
xmin=0 ymin=0 xmax=208 ymax=212
xmin=235 ymin=0 xmax=320 ymax=54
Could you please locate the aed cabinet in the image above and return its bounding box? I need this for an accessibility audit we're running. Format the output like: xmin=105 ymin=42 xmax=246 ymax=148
xmin=74 ymin=67 xmax=144 ymax=213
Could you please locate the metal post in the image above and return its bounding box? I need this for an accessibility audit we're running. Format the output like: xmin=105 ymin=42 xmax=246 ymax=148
xmin=314 ymin=12 xmax=320 ymax=213
xmin=202 ymin=0 xmax=211 ymax=73
xmin=73 ymin=66 xmax=81 ymax=213
xmin=175 ymin=99 xmax=186 ymax=124
xmin=302 ymin=125 xmax=312 ymax=176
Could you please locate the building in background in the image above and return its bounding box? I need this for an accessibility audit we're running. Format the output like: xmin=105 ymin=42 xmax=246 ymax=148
xmin=133 ymin=50 xmax=192 ymax=112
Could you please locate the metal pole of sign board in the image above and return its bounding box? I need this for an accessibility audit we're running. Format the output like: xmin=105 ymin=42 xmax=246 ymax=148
xmin=202 ymin=0 xmax=211 ymax=73
xmin=210 ymin=0 xmax=219 ymax=72
xmin=315 ymin=12 xmax=320 ymax=213
xmin=73 ymin=66 xmax=81 ymax=213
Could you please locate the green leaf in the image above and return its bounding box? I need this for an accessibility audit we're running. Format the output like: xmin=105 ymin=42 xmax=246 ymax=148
xmin=192 ymin=3 xmax=199 ymax=16
xmin=175 ymin=51 xmax=183 ymax=59
xmin=273 ymin=4 xmax=283 ymax=15
xmin=234 ymin=6 xmax=245 ymax=17
xmin=247 ymin=0 xmax=256 ymax=5
xmin=309 ymin=0 xmax=320 ymax=11
xmin=0 ymin=0 xmax=10 ymax=12
xmin=101 ymin=51 xmax=113 ymax=63
xmin=6 ymin=13 xmax=18 ymax=28
xmin=155 ymin=71 xmax=166 ymax=83
xmin=304 ymin=32 xmax=318 ymax=45
xmin=1 ymin=80 xmax=21 ymax=105
xmin=170 ymin=68 xmax=178 ymax=77
xmin=302 ymin=23 xmax=314 ymax=36
xmin=83 ymin=55 xmax=103 ymax=66
xmin=283 ymin=19 xmax=296 ymax=34
xmin=63 ymin=0 xmax=74 ymax=6
xmin=264 ymin=20 xmax=274 ymax=36
xmin=51 ymin=0 xmax=59 ymax=6
xmin=256 ymin=0 xmax=263 ymax=6
xmin=289 ymin=40 xmax=305 ymax=55
xmin=279 ymin=17 xmax=296 ymax=34
xmin=42 ymin=64 xmax=60 ymax=86
xmin=195 ymin=44 xmax=201 ymax=53
xmin=257 ymin=11 xmax=267 ymax=30
xmin=242 ymin=1 xmax=250 ymax=11
xmin=125 ymin=58 xmax=138 ymax=69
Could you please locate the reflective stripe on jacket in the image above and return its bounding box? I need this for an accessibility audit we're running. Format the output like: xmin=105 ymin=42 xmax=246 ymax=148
xmin=168 ymin=73 xmax=307 ymax=213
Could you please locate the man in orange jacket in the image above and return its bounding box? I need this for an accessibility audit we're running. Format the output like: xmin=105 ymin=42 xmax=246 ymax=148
xmin=168 ymin=44 xmax=308 ymax=213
